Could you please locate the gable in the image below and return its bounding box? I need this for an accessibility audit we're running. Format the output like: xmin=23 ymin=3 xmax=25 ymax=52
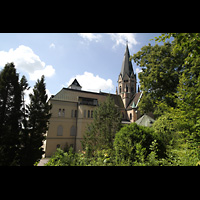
xmin=127 ymin=92 xmax=143 ymax=110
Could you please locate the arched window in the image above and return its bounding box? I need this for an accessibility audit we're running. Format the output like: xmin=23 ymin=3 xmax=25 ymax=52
xmin=57 ymin=125 xmax=63 ymax=136
xmin=130 ymin=113 xmax=132 ymax=120
xmin=70 ymin=125 xmax=76 ymax=136
xmin=131 ymin=87 xmax=134 ymax=93
xmin=62 ymin=109 xmax=65 ymax=117
xmin=126 ymin=84 xmax=128 ymax=92
xmin=58 ymin=109 xmax=61 ymax=117
xmin=119 ymin=86 xmax=121 ymax=93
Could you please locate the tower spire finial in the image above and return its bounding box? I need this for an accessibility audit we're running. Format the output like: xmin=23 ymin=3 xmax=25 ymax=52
xmin=126 ymin=39 xmax=128 ymax=46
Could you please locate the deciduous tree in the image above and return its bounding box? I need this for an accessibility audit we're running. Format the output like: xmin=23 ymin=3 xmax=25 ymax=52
xmin=131 ymin=42 xmax=185 ymax=117
xmin=81 ymin=95 xmax=121 ymax=153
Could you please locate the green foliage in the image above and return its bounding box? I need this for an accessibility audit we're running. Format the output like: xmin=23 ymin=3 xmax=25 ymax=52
xmin=0 ymin=63 xmax=23 ymax=166
xmin=153 ymin=112 xmax=178 ymax=147
xmin=0 ymin=63 xmax=52 ymax=166
xmin=45 ymin=147 xmax=116 ymax=166
xmin=130 ymin=42 xmax=184 ymax=117
xmin=45 ymin=33 xmax=200 ymax=166
xmin=45 ymin=148 xmax=75 ymax=166
xmin=114 ymin=123 xmax=155 ymax=165
xmin=20 ymin=75 xmax=52 ymax=166
xmin=81 ymin=95 xmax=121 ymax=152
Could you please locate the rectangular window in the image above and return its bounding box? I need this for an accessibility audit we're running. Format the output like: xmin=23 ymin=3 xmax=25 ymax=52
xmin=74 ymin=110 xmax=77 ymax=118
xmin=91 ymin=110 xmax=93 ymax=118
xmin=88 ymin=110 xmax=90 ymax=118
xmin=93 ymin=99 xmax=98 ymax=105
xmin=84 ymin=110 xmax=86 ymax=118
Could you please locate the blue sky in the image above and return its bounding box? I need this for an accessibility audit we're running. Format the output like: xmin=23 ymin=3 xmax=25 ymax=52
xmin=0 ymin=33 xmax=165 ymax=102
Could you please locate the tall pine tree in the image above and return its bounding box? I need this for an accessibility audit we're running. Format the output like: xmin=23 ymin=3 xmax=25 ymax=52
xmin=0 ymin=63 xmax=22 ymax=166
xmin=0 ymin=63 xmax=52 ymax=166
xmin=20 ymin=75 xmax=52 ymax=166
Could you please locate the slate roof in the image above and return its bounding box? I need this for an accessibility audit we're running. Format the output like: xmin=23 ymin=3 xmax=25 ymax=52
xmin=120 ymin=44 xmax=134 ymax=78
xmin=126 ymin=92 xmax=142 ymax=110
xmin=135 ymin=114 xmax=155 ymax=127
xmin=68 ymin=79 xmax=82 ymax=88
xmin=52 ymin=87 xmax=125 ymax=109
xmin=100 ymin=92 xmax=125 ymax=109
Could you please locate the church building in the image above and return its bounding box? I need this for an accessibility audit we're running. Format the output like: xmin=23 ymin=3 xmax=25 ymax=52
xmin=44 ymin=44 xmax=143 ymax=157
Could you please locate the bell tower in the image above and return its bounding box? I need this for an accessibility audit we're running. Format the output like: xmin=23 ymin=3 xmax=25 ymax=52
xmin=118 ymin=43 xmax=136 ymax=108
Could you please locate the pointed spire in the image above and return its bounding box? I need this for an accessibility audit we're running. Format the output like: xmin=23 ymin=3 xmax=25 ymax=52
xmin=120 ymin=43 xmax=134 ymax=78
xmin=126 ymin=39 xmax=128 ymax=46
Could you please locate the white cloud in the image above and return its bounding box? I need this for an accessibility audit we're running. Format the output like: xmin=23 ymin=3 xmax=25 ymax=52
xmin=78 ymin=33 xmax=138 ymax=50
xmin=0 ymin=45 xmax=55 ymax=81
xmin=107 ymin=33 xmax=138 ymax=50
xmin=136 ymin=67 xmax=142 ymax=74
xmin=67 ymin=71 xmax=114 ymax=93
xmin=78 ymin=33 xmax=102 ymax=42
xmin=49 ymin=43 xmax=55 ymax=48
xmin=29 ymin=65 xmax=55 ymax=81
xmin=24 ymin=88 xmax=52 ymax=105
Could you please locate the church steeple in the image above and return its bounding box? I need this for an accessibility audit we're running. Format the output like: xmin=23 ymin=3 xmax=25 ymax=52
xmin=118 ymin=43 xmax=137 ymax=108
xmin=120 ymin=43 xmax=134 ymax=79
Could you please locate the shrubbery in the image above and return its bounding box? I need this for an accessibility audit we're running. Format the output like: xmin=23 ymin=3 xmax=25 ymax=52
xmin=46 ymin=33 xmax=200 ymax=166
xmin=45 ymin=123 xmax=168 ymax=166
xmin=45 ymin=115 xmax=200 ymax=166
xmin=114 ymin=123 xmax=154 ymax=165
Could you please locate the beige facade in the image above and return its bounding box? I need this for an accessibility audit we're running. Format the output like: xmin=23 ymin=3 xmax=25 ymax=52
xmin=45 ymin=87 xmax=126 ymax=157
xmin=44 ymin=44 xmax=144 ymax=157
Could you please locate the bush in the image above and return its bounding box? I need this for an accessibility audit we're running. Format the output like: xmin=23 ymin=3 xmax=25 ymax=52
xmin=45 ymin=147 xmax=77 ymax=166
xmin=114 ymin=123 xmax=155 ymax=165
